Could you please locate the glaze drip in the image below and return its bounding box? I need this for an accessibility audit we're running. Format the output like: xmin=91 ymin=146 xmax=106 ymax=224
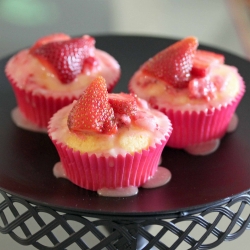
xmin=142 ymin=167 xmax=171 ymax=189
xmin=97 ymin=186 xmax=139 ymax=197
xmin=227 ymin=113 xmax=238 ymax=133
xmin=184 ymin=139 xmax=220 ymax=156
xmin=184 ymin=113 xmax=238 ymax=155
xmin=11 ymin=107 xmax=47 ymax=133
xmin=53 ymin=162 xmax=67 ymax=178
xmin=53 ymin=162 xmax=172 ymax=197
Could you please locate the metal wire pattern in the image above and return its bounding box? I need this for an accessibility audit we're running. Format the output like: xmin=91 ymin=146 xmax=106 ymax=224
xmin=0 ymin=190 xmax=250 ymax=250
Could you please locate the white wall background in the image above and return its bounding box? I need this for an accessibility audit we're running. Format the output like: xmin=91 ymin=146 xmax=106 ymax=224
xmin=0 ymin=0 xmax=245 ymax=58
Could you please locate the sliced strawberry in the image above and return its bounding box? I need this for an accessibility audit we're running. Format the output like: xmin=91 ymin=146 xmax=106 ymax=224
xmin=31 ymin=35 xmax=96 ymax=83
xmin=191 ymin=50 xmax=225 ymax=77
xmin=108 ymin=93 xmax=138 ymax=116
xmin=30 ymin=33 xmax=71 ymax=52
xmin=67 ymin=76 xmax=117 ymax=134
xmin=142 ymin=37 xmax=198 ymax=88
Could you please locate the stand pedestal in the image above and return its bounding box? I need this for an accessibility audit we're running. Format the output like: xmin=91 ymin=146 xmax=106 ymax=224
xmin=0 ymin=190 xmax=249 ymax=250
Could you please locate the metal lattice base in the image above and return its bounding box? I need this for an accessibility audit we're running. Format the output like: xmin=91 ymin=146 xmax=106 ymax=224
xmin=0 ymin=190 xmax=250 ymax=250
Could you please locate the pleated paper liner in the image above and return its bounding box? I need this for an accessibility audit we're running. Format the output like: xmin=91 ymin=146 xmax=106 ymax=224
xmin=6 ymin=72 xmax=119 ymax=131
xmin=153 ymin=79 xmax=245 ymax=148
xmin=49 ymin=137 xmax=170 ymax=191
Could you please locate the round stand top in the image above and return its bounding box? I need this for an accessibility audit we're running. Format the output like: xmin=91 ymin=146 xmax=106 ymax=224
xmin=0 ymin=35 xmax=249 ymax=219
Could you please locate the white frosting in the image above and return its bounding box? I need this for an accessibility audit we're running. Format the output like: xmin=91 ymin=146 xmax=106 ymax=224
xmin=182 ymin=113 xmax=238 ymax=155
xmin=184 ymin=139 xmax=220 ymax=155
xmin=53 ymin=162 xmax=67 ymax=179
xmin=129 ymin=64 xmax=242 ymax=113
xmin=11 ymin=107 xmax=47 ymax=133
xmin=227 ymin=113 xmax=238 ymax=133
xmin=48 ymin=99 xmax=172 ymax=157
xmin=97 ymin=186 xmax=139 ymax=197
xmin=53 ymin=161 xmax=171 ymax=196
xmin=142 ymin=167 xmax=171 ymax=188
xmin=6 ymin=49 xmax=120 ymax=98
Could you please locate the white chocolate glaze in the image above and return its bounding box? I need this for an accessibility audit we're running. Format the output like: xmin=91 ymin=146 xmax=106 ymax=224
xmin=97 ymin=186 xmax=139 ymax=197
xmin=141 ymin=167 xmax=171 ymax=188
xmin=183 ymin=113 xmax=238 ymax=155
xmin=129 ymin=65 xmax=242 ymax=113
xmin=227 ymin=113 xmax=238 ymax=133
xmin=11 ymin=107 xmax=47 ymax=133
xmin=53 ymin=162 xmax=172 ymax=197
xmin=49 ymin=99 xmax=172 ymax=157
xmin=6 ymin=49 xmax=120 ymax=97
xmin=53 ymin=162 xmax=67 ymax=178
xmin=184 ymin=139 xmax=220 ymax=155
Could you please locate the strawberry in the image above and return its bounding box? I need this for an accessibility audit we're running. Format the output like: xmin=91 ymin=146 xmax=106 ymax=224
xmin=30 ymin=35 xmax=97 ymax=83
xmin=29 ymin=33 xmax=71 ymax=52
xmin=191 ymin=50 xmax=225 ymax=77
xmin=108 ymin=93 xmax=138 ymax=116
xmin=142 ymin=37 xmax=198 ymax=88
xmin=67 ymin=76 xmax=117 ymax=134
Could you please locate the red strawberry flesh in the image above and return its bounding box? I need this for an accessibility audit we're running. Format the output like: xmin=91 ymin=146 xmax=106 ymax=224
xmin=108 ymin=93 xmax=138 ymax=116
xmin=30 ymin=33 xmax=71 ymax=52
xmin=30 ymin=35 xmax=97 ymax=84
xmin=67 ymin=76 xmax=117 ymax=134
xmin=191 ymin=50 xmax=225 ymax=77
xmin=142 ymin=36 xmax=198 ymax=88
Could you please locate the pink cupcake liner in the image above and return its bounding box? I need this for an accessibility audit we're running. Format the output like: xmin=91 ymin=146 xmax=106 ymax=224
xmin=153 ymin=79 xmax=245 ymax=148
xmin=48 ymin=134 xmax=170 ymax=191
xmin=6 ymin=73 xmax=118 ymax=130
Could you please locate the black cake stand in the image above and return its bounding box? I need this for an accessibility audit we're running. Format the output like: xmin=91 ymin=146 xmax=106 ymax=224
xmin=0 ymin=35 xmax=250 ymax=250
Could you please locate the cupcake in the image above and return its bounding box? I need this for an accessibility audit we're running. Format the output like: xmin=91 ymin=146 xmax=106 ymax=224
xmin=5 ymin=33 xmax=121 ymax=132
xmin=129 ymin=37 xmax=245 ymax=155
xmin=48 ymin=76 xmax=172 ymax=196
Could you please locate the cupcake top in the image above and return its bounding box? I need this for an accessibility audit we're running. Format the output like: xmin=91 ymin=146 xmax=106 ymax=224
xmin=6 ymin=33 xmax=120 ymax=97
xmin=129 ymin=37 xmax=244 ymax=112
xmin=49 ymin=76 xmax=172 ymax=157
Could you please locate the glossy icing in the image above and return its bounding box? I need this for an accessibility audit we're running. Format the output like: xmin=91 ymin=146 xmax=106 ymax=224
xmin=11 ymin=107 xmax=47 ymax=133
xmin=227 ymin=113 xmax=238 ymax=133
xmin=97 ymin=186 xmax=139 ymax=197
xmin=141 ymin=167 xmax=171 ymax=188
xmin=6 ymin=49 xmax=120 ymax=97
xmin=53 ymin=162 xmax=171 ymax=197
xmin=129 ymin=65 xmax=242 ymax=113
xmin=49 ymin=98 xmax=172 ymax=156
xmin=184 ymin=139 xmax=220 ymax=155
xmin=183 ymin=113 xmax=238 ymax=155
xmin=53 ymin=162 xmax=67 ymax=178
